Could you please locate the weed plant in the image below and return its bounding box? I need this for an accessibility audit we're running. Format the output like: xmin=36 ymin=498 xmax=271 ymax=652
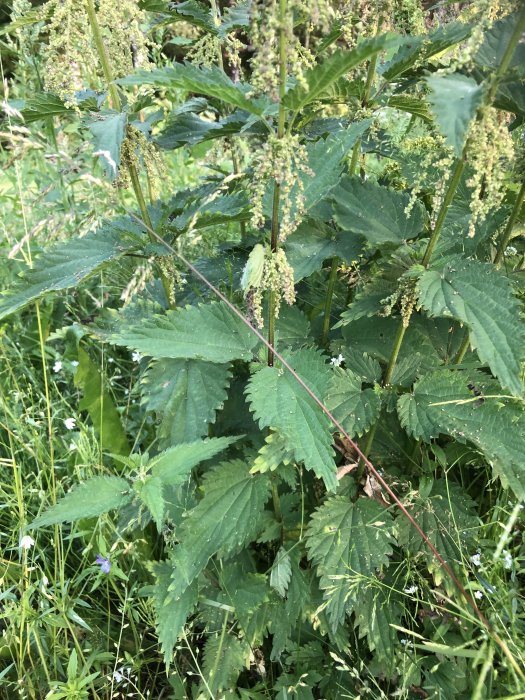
xmin=0 ymin=0 xmax=525 ymax=698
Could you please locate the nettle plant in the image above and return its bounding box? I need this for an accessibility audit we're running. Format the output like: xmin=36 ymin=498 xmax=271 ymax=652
xmin=2 ymin=0 xmax=525 ymax=696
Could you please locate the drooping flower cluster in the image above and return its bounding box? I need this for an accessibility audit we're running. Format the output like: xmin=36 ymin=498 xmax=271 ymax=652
xmin=41 ymin=0 xmax=151 ymax=105
xmin=116 ymin=125 xmax=166 ymax=196
xmin=249 ymin=0 xmax=322 ymax=99
xmin=466 ymin=107 xmax=514 ymax=238
xmin=250 ymin=134 xmax=313 ymax=240
xmin=245 ymin=248 xmax=296 ymax=328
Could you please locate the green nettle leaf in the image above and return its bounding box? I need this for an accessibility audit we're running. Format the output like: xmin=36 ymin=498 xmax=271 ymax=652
xmin=0 ymin=223 xmax=141 ymax=320
xmin=22 ymin=93 xmax=73 ymax=123
xmin=151 ymin=560 xmax=198 ymax=664
xmin=343 ymin=353 xmax=382 ymax=384
xmin=118 ymin=63 xmax=263 ymax=115
xmin=285 ymin=219 xmax=364 ymax=281
xmin=246 ymin=348 xmax=337 ymax=491
xmin=325 ymin=368 xmax=382 ymax=438
xmin=396 ymin=480 xmax=479 ymax=587
xmin=111 ymin=302 xmax=258 ymax=363
xmin=150 ymin=436 xmax=241 ymax=485
xmin=418 ymin=257 xmax=524 ymax=396
xmin=270 ymin=547 xmax=292 ymax=597
xmin=74 ymin=347 xmax=130 ymax=457
xmin=86 ymin=111 xmax=128 ymax=180
xmin=169 ymin=461 xmax=271 ymax=599
xmin=251 ymin=431 xmax=294 ymax=475
xmin=426 ymin=74 xmax=483 ymax=155
xmin=141 ymin=359 xmax=232 ymax=447
xmin=29 ymin=476 xmax=132 ymax=528
xmin=283 ymin=34 xmax=395 ymax=110
xmin=336 ymin=278 xmax=396 ymax=325
xmin=134 ymin=476 xmax=165 ymax=530
xmin=306 ymin=497 xmax=394 ymax=631
xmin=397 ymin=370 xmax=525 ymax=499
xmin=201 ymin=633 xmax=250 ymax=697
xmin=332 ymin=176 xmax=428 ymax=245
xmin=386 ymin=95 xmax=432 ymax=122
xmin=382 ymin=21 xmax=471 ymax=81
xmin=354 ymin=582 xmax=403 ymax=664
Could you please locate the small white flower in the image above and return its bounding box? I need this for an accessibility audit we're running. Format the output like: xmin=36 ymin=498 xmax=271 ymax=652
xmin=330 ymin=354 xmax=345 ymax=367
xmin=64 ymin=417 xmax=76 ymax=430
xmin=470 ymin=552 xmax=481 ymax=568
xmin=403 ymin=585 xmax=418 ymax=595
xmin=20 ymin=535 xmax=35 ymax=550
xmin=69 ymin=441 xmax=77 ymax=451
xmin=400 ymin=639 xmax=412 ymax=647
xmin=70 ymin=360 xmax=79 ymax=367
xmin=53 ymin=360 xmax=63 ymax=373
xmin=504 ymin=245 xmax=518 ymax=256
xmin=113 ymin=669 xmax=124 ymax=683
xmin=131 ymin=351 xmax=142 ymax=363
xmin=474 ymin=590 xmax=483 ymax=600
xmin=502 ymin=550 xmax=513 ymax=570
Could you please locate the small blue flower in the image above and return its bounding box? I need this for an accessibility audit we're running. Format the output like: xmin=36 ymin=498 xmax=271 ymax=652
xmin=95 ymin=554 xmax=111 ymax=574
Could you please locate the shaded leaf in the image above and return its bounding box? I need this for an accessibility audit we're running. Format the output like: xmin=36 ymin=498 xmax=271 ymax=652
xmin=332 ymin=176 xmax=427 ymax=245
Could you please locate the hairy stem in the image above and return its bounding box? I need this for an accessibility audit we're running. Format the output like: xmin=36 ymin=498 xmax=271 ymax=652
xmin=267 ymin=0 xmax=288 ymax=367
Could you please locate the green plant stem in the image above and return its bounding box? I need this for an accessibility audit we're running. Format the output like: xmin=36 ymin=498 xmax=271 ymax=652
xmin=84 ymin=0 xmax=173 ymax=306
xmin=267 ymin=0 xmax=288 ymax=367
xmin=321 ymin=52 xmax=377 ymax=348
xmin=421 ymin=155 xmax=466 ymax=267
xmin=494 ymin=179 xmax=525 ymax=267
xmin=321 ymin=257 xmax=340 ymax=346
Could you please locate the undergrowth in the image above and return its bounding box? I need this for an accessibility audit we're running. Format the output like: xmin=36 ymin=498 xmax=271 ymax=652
xmin=1 ymin=0 xmax=525 ymax=698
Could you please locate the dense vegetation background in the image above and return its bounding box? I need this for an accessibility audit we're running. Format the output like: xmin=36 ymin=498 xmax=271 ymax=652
xmin=0 ymin=0 xmax=524 ymax=698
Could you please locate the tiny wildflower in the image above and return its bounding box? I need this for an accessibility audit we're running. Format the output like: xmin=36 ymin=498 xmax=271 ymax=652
xmin=70 ymin=360 xmax=79 ymax=367
xmin=403 ymin=585 xmax=418 ymax=594
xmin=53 ymin=360 xmax=62 ymax=373
xmin=113 ymin=669 xmax=124 ymax=683
xmin=95 ymin=554 xmax=111 ymax=574
xmin=64 ymin=417 xmax=76 ymax=430
xmin=474 ymin=590 xmax=483 ymax=600
xmin=131 ymin=351 xmax=142 ymax=363
xmin=330 ymin=354 xmax=345 ymax=367
xmin=470 ymin=551 xmax=481 ymax=568
xmin=502 ymin=550 xmax=513 ymax=570
xmin=20 ymin=535 xmax=35 ymax=550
